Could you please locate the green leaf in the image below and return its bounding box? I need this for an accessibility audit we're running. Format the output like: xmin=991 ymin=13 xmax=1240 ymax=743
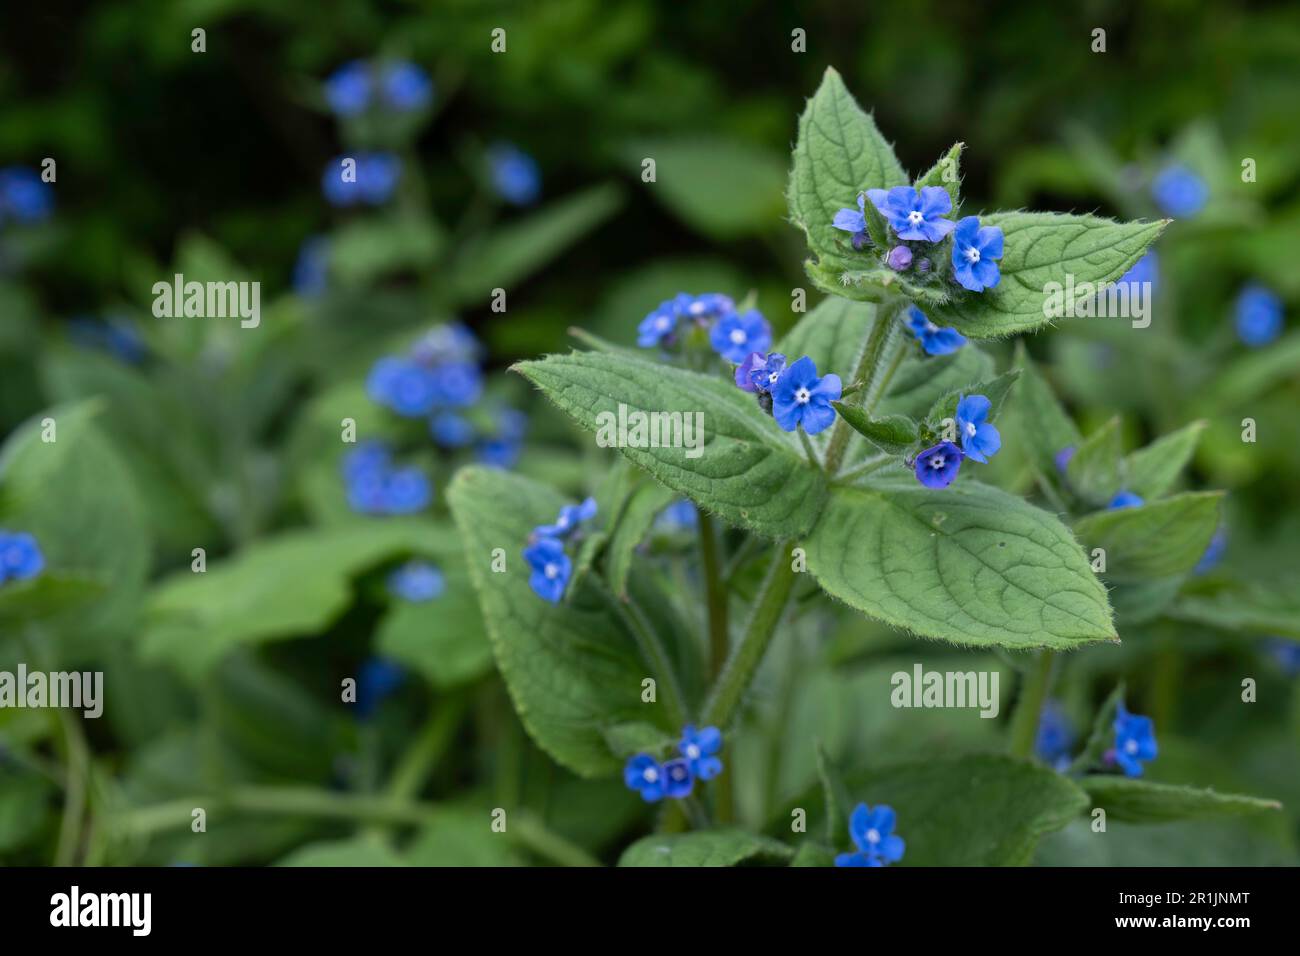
xmin=925 ymin=368 xmax=1020 ymax=428
xmin=1165 ymin=579 xmax=1300 ymax=639
xmin=1069 ymin=683 xmax=1125 ymax=774
xmin=375 ymin=598 xmax=493 ymax=690
xmin=1080 ymin=776 xmax=1281 ymax=823
xmin=1073 ymin=492 xmax=1223 ymax=579
xmin=815 ymin=740 xmax=851 ymax=846
xmin=0 ymin=572 xmax=106 ymax=624
xmin=876 ymin=345 xmax=995 ymax=420
xmin=1013 ymin=344 xmax=1081 ymax=486
xmin=622 ymin=137 xmax=786 ymax=239
xmin=830 ymin=406 xmax=918 ymax=455
xmin=619 ymin=829 xmax=794 ymax=867
xmin=447 ymin=466 xmax=675 ymax=777
xmin=929 ymin=212 xmax=1168 ymax=338
xmin=1066 ymin=417 xmax=1123 ymax=505
xmin=606 ymin=481 xmax=677 ymax=598
xmin=277 ymin=836 xmax=407 ymax=867
xmin=805 ymin=478 xmax=1115 ymax=649
xmin=1124 ymin=421 xmax=1206 ymax=499
xmin=450 ymin=184 xmax=623 ymax=306
xmin=790 ymin=843 xmax=838 ymax=867
xmin=776 ymin=296 xmax=877 ymax=378
xmin=405 ymin=808 xmax=523 ymax=866
xmin=601 ymin=721 xmax=676 ymax=758
xmin=329 ymin=215 xmax=444 ymax=287
xmin=787 ymin=67 xmax=907 ymax=269
xmin=514 ymin=351 xmax=828 ymax=538
xmin=140 ymin=520 xmax=450 ymax=681
xmin=914 ymin=141 xmax=964 ymax=208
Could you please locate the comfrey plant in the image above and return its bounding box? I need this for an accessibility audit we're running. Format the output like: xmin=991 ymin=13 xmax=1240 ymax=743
xmin=442 ymin=68 xmax=1282 ymax=866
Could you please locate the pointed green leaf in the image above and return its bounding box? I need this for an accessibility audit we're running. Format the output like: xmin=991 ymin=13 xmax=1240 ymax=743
xmin=1124 ymin=420 xmax=1206 ymax=499
xmin=790 ymin=843 xmax=838 ymax=867
xmin=915 ymin=141 xmax=964 ymax=207
xmin=1081 ymin=776 xmax=1281 ymax=823
xmin=876 ymin=345 xmax=996 ymax=420
xmin=1066 ymin=417 xmax=1123 ymax=505
xmin=619 ymin=829 xmax=794 ymax=867
xmin=805 ymin=478 xmax=1115 ymax=649
xmin=829 ymin=406 xmax=918 ymax=455
xmin=930 ymin=212 xmax=1168 ymax=338
xmin=606 ymin=481 xmax=677 ymax=597
xmin=1074 ymin=492 xmax=1223 ymax=579
xmin=1166 ymin=579 xmax=1300 ymax=639
xmin=925 ymin=368 xmax=1020 ymax=428
xmin=514 ymin=351 xmax=828 ymax=538
xmin=1014 ymin=344 xmax=1081 ymax=486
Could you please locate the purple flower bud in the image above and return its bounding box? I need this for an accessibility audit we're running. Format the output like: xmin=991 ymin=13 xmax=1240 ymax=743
xmin=915 ymin=258 xmax=931 ymax=274
xmin=887 ymin=245 xmax=913 ymax=271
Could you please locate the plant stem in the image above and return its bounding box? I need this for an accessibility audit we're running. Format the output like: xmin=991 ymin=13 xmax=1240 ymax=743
xmin=836 ymin=454 xmax=896 ymax=483
xmin=701 ymin=542 xmax=798 ymax=728
xmin=1008 ymin=651 xmax=1056 ymax=758
xmin=798 ymin=428 xmax=823 ymax=471
xmin=592 ymin=576 xmax=688 ymax=727
xmin=823 ymin=299 xmax=905 ymax=475
xmin=387 ymin=692 xmax=469 ymax=801
xmin=697 ymin=511 xmax=730 ymax=677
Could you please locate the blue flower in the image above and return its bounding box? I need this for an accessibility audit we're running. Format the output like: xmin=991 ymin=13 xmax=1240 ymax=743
xmin=536 ymin=497 xmax=597 ymax=539
xmin=1035 ymin=700 xmax=1076 ymax=770
xmin=411 ymin=323 xmax=481 ymax=365
xmin=380 ymin=61 xmax=433 ymax=111
xmin=735 ymin=351 xmax=787 ymax=394
xmin=1151 ymin=165 xmax=1208 ymax=218
xmin=431 ymin=412 xmax=477 ymax=448
xmin=293 ymin=236 xmax=330 ymax=298
xmin=1193 ymin=526 xmax=1227 ymax=575
xmin=886 ymin=245 xmax=913 ymax=271
xmin=342 ymin=450 xmax=432 ymax=516
xmin=1116 ymin=250 xmax=1158 ymax=296
xmin=479 ymin=409 xmax=527 ymax=468
xmin=865 ymin=186 xmax=955 ymax=243
xmin=322 ymin=153 xmax=401 ymax=206
xmin=324 ymin=60 xmax=372 ymax=116
xmin=1266 ymin=639 xmax=1300 ymax=677
xmin=367 ymin=357 xmax=439 ymax=416
xmin=343 ymin=442 xmax=390 ymax=481
xmin=488 ymin=143 xmax=541 ymax=205
xmin=1234 ymin=284 xmax=1284 ymax=347
xmin=0 ymin=167 xmax=55 ymax=223
xmin=387 ymin=561 xmax=445 ymax=603
xmin=955 ymin=394 xmax=1001 ymax=463
xmin=655 ymin=499 xmax=698 ymax=532
xmin=523 ymin=537 xmax=571 ymax=603
xmin=771 ymin=356 xmax=842 ymax=435
xmin=662 ymin=758 xmax=694 ymax=799
xmin=1108 ymin=490 xmax=1144 ymax=510
xmin=835 ymin=803 xmax=905 ymax=868
xmin=355 ymin=657 xmax=404 ymax=719
xmin=951 ymin=216 xmax=1003 ymax=292
xmin=429 ymin=361 xmax=483 ymax=408
xmin=1054 ymin=445 xmax=1076 ymax=475
xmin=681 ymin=293 xmax=736 ymax=324
xmin=915 ymin=441 xmax=962 ymax=489
xmin=382 ymin=468 xmax=433 ymax=514
xmin=904 ymin=306 xmax=966 ymax=356
xmin=624 ymin=754 xmax=667 ymax=802
xmin=709 ymin=309 xmax=772 ymax=363
xmin=677 ymin=725 xmax=723 ymax=780
xmin=831 ymin=193 xmax=872 ymax=248
xmin=1111 ymin=703 xmax=1157 ymax=777
xmin=0 ymin=531 xmax=44 ymax=584
xmin=68 ymin=316 xmax=146 ymax=364
xmin=638 ymin=299 xmax=681 ymax=347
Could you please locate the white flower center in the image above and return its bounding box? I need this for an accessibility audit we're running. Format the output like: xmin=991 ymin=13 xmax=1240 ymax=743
xmin=966 ymin=422 xmax=977 ymax=437
xmin=924 ymin=320 xmax=939 ymax=334
xmin=768 ymin=371 xmax=780 ymax=384
xmin=966 ymin=247 xmax=981 ymax=264
xmin=544 ymin=563 xmax=559 ymax=579
xmin=557 ymin=515 xmax=570 ymax=528
xmin=685 ymin=744 xmax=700 ymax=759
xmin=930 ymin=455 xmax=946 ymax=469
xmin=907 ymin=210 xmax=924 ymax=226
xmin=795 ymin=387 xmax=811 ymax=404
xmin=656 ymin=316 xmax=671 ymax=330
xmin=729 ymin=329 xmax=747 ymax=345
xmin=643 ymin=767 xmax=658 ymax=783
xmin=1124 ymin=739 xmax=1139 ymax=755
xmin=866 ymin=828 xmax=881 ymax=844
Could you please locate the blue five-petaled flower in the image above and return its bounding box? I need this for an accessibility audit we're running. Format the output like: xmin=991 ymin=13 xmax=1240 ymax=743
xmin=867 ymin=185 xmax=956 ymax=243
xmin=0 ymin=531 xmax=44 ymax=585
xmin=536 ymin=497 xmax=597 ymax=539
xmin=1235 ymin=284 xmax=1283 ymax=348
xmin=1108 ymin=490 xmax=1144 ymax=510
xmin=951 ymin=216 xmax=1003 ymax=292
xmin=387 ymin=561 xmax=446 ymax=603
xmin=624 ymin=754 xmax=667 ymax=802
xmin=1111 ymin=703 xmax=1158 ymax=777
xmin=904 ymin=306 xmax=966 ymax=356
xmin=914 ymin=441 xmax=962 ymax=489
xmin=955 ymin=394 xmax=1001 ymax=463
xmin=709 ymin=310 xmax=772 ymax=363
xmin=735 ymin=351 xmax=787 ymax=394
xmin=835 ymin=802 xmax=905 ymax=867
xmin=831 ymin=192 xmax=872 ymax=248
xmin=677 ymin=725 xmax=723 ymax=780
xmin=523 ymin=537 xmax=571 ymax=604
xmin=623 ymin=725 xmax=724 ymax=803
xmin=771 ymin=356 xmax=842 ymax=435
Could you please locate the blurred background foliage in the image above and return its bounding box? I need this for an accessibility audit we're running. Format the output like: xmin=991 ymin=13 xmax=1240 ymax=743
xmin=0 ymin=0 xmax=1297 ymax=865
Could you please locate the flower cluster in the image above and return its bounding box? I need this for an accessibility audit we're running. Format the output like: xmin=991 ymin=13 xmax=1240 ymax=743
xmin=834 ymin=186 xmax=1004 ymax=293
xmin=834 ymin=802 xmax=906 ymax=867
xmin=1151 ymin=164 xmax=1207 ymax=218
xmin=624 ymin=725 xmax=723 ymax=802
xmin=1235 ymin=284 xmax=1284 ymax=348
xmin=734 ymin=352 xmax=842 ymax=436
xmin=0 ymin=530 xmax=44 ymax=586
xmin=1108 ymin=703 xmax=1158 ymax=777
xmin=637 ymin=292 xmax=765 ymax=356
xmin=487 ymin=143 xmax=541 ymax=206
xmin=322 ymin=152 xmax=402 ymax=207
xmin=913 ymin=394 xmax=1001 ymax=490
xmin=522 ymin=497 xmax=597 ymax=603
xmin=0 ymin=167 xmax=54 ymax=225
xmin=1035 ymin=700 xmax=1076 ymax=771
xmin=367 ymin=325 xmax=484 ymax=417
xmin=324 ymin=59 xmax=434 ymax=116
xmin=387 ymin=560 xmax=446 ymax=603
xmin=343 ymin=442 xmax=432 ymax=515
xmin=293 ymin=236 xmax=330 ymax=298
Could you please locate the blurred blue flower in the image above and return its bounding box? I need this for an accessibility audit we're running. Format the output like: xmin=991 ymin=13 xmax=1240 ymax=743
xmin=293 ymin=236 xmax=330 ymax=298
xmin=488 ymin=143 xmax=540 ymax=205
xmin=429 ymin=361 xmax=483 ymax=408
xmin=915 ymin=441 xmax=962 ymax=490
xmin=772 ymin=356 xmax=841 ymax=435
xmin=1035 ymin=700 xmax=1075 ymax=770
xmin=68 ymin=316 xmax=146 ymax=364
xmin=835 ymin=803 xmax=905 ymax=867
xmin=355 ymin=657 xmax=404 ymax=719
xmin=1108 ymin=490 xmax=1144 ymax=510
xmin=1151 ymin=165 xmax=1208 ymax=218
xmin=341 ymin=446 xmax=433 ymax=516
xmin=1111 ymin=703 xmax=1157 ymax=777
xmin=1193 ymin=526 xmax=1227 ymax=575
xmin=478 ymin=438 xmax=520 ymax=469
xmin=1266 ymin=639 xmax=1300 ymax=677
xmin=0 ymin=531 xmax=44 ymax=584
xmin=624 ymin=754 xmax=666 ymax=802
xmin=536 ymin=497 xmax=597 ymax=539
xmin=637 ymin=298 xmax=682 ymax=347
xmin=0 ymin=167 xmax=54 ymax=223
xmin=904 ymin=306 xmax=966 ymax=356
xmin=1116 ymin=249 xmax=1158 ymax=295
xmin=709 ymin=309 xmax=771 ymax=363
xmin=380 ymin=61 xmax=433 ymax=111
xmin=1234 ymin=284 xmax=1283 ymax=347
xmin=411 ymin=323 xmax=481 ymax=365
xmin=866 ymin=185 xmax=955 ymax=242
xmin=1054 ymin=445 xmax=1076 ymax=475
xmin=677 ymin=725 xmax=723 ymax=780
xmin=662 ymin=758 xmax=694 ymax=799
xmin=322 ymin=153 xmax=401 ymax=206
xmin=367 ymin=357 xmax=439 ymax=416
xmin=382 ymin=468 xmax=433 ymax=514
xmin=324 ymin=60 xmax=372 ymax=117
xmin=681 ymin=292 xmax=735 ymax=324
xmin=951 ymin=216 xmax=1003 ymax=292
xmin=956 ymin=394 xmax=1001 ymax=463
xmin=655 ymin=499 xmax=698 ymax=532
xmin=430 ymin=412 xmax=476 ymax=448
xmin=387 ymin=561 xmax=445 ymax=603
xmin=523 ymin=537 xmax=570 ymax=603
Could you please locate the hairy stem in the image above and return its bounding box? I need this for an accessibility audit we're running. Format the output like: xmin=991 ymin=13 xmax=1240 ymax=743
xmin=593 ymin=576 xmax=688 ymax=726
xmin=1008 ymin=651 xmax=1056 ymax=758
xmin=697 ymin=511 xmax=730 ymax=677
xmin=701 ymin=542 xmax=798 ymax=728
xmin=823 ymin=299 xmax=906 ymax=475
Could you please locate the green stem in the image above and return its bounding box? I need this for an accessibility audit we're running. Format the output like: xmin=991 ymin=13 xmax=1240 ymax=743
xmin=53 ymin=707 xmax=89 ymax=866
xmin=387 ymin=692 xmax=469 ymax=801
xmin=592 ymin=576 xmax=688 ymax=727
xmin=836 ymin=454 xmax=896 ymax=483
xmin=823 ymin=299 xmax=906 ymax=475
xmin=1008 ymin=651 xmax=1056 ymax=758
xmin=701 ymin=542 xmax=798 ymax=728
xmin=697 ymin=511 xmax=730 ymax=677
xmin=798 ymin=429 xmax=823 ymax=471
